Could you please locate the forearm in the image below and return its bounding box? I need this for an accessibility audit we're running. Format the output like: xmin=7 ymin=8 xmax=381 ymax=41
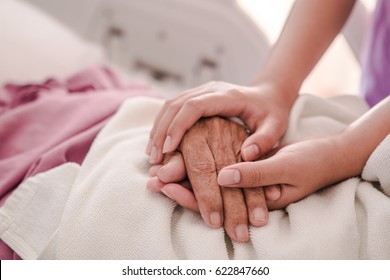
xmin=254 ymin=0 xmax=356 ymax=106
xmin=338 ymin=96 xmax=390 ymax=177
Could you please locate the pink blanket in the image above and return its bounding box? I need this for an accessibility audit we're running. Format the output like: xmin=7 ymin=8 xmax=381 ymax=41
xmin=0 ymin=66 xmax=159 ymax=259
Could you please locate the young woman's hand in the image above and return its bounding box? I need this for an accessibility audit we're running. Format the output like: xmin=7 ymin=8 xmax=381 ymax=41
xmin=220 ymin=96 xmax=390 ymax=209
xmin=146 ymin=81 xmax=295 ymax=164
xmin=218 ymin=134 xmax=359 ymax=209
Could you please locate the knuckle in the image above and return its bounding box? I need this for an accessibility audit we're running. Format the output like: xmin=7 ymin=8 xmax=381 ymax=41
xmin=243 ymin=167 xmax=262 ymax=186
xmin=165 ymin=100 xmax=180 ymax=115
xmin=248 ymin=187 xmax=265 ymax=199
xmin=184 ymin=97 xmax=203 ymax=112
xmin=162 ymin=99 xmax=176 ymax=113
xmin=222 ymin=187 xmax=243 ymax=200
xmin=190 ymin=160 xmax=216 ymax=175
xmin=244 ymin=188 xmax=266 ymax=207
xmin=181 ymin=143 xmax=215 ymax=173
xmin=226 ymin=88 xmax=243 ymax=99
xmin=181 ymin=126 xmax=203 ymax=147
xmin=196 ymin=188 xmax=222 ymax=212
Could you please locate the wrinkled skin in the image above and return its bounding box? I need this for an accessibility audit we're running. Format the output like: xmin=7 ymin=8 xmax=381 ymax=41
xmin=147 ymin=117 xmax=270 ymax=242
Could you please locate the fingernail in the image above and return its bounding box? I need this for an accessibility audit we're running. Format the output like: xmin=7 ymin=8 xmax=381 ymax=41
xmin=218 ymin=169 xmax=240 ymax=186
xmin=235 ymin=224 xmax=249 ymax=242
xmin=145 ymin=139 xmax=153 ymax=155
xmin=160 ymin=187 xmax=173 ymax=200
xmin=253 ymin=208 xmax=266 ymax=222
xmin=150 ymin=146 xmax=158 ymax=164
xmin=162 ymin=136 xmax=172 ymax=153
xmin=243 ymin=144 xmax=259 ymax=160
xmin=157 ymin=165 xmax=171 ymax=183
xmin=209 ymin=212 xmax=222 ymax=228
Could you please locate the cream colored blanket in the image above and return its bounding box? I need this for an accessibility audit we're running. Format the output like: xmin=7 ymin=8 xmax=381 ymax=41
xmin=1 ymin=95 xmax=390 ymax=259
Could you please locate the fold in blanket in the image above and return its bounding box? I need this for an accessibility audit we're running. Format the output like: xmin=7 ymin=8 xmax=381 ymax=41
xmin=0 ymin=95 xmax=389 ymax=259
xmin=0 ymin=66 xmax=155 ymax=206
xmin=0 ymin=66 xmax=158 ymax=259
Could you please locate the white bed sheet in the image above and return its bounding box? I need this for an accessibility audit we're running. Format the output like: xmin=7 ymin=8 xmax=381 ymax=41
xmin=1 ymin=94 xmax=389 ymax=260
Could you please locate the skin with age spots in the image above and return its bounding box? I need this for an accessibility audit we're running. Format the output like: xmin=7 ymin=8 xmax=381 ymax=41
xmin=147 ymin=117 xmax=270 ymax=242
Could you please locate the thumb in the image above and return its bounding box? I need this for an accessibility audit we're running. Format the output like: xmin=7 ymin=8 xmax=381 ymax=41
xmin=241 ymin=119 xmax=286 ymax=161
xmin=217 ymin=158 xmax=286 ymax=188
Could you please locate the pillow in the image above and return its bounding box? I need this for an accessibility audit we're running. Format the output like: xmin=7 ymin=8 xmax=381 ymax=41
xmin=0 ymin=0 xmax=105 ymax=84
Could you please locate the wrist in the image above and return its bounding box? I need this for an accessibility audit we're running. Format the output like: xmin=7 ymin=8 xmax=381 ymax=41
xmin=250 ymin=75 xmax=299 ymax=111
xmin=333 ymin=129 xmax=372 ymax=178
xmin=337 ymin=97 xmax=390 ymax=177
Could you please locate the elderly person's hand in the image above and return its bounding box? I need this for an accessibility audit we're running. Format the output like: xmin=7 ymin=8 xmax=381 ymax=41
xmin=147 ymin=117 xmax=270 ymax=242
xmin=152 ymin=96 xmax=390 ymax=213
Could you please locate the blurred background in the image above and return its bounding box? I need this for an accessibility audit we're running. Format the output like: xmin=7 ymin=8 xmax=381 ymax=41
xmin=22 ymin=0 xmax=377 ymax=98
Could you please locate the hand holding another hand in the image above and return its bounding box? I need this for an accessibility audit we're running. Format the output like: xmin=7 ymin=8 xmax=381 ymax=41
xmin=148 ymin=119 xmax=364 ymax=242
xmin=147 ymin=117 xmax=270 ymax=242
xmin=147 ymin=81 xmax=295 ymax=164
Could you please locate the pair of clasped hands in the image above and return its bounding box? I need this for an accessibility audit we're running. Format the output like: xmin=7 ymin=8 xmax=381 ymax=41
xmin=145 ymin=81 xmax=349 ymax=242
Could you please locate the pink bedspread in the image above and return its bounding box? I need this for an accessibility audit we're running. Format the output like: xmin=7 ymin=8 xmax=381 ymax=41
xmin=0 ymin=66 xmax=159 ymax=259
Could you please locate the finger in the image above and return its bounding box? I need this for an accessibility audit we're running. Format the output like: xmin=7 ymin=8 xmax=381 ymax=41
xmin=210 ymin=120 xmax=249 ymax=242
xmin=163 ymin=91 xmax=247 ymax=155
xmin=241 ymin=118 xmax=286 ymax=161
xmin=264 ymin=185 xmax=282 ymax=201
xmin=148 ymin=96 xmax=185 ymax=158
xmin=220 ymin=187 xmax=249 ymax=242
xmin=146 ymin=176 xmax=165 ymax=192
xmin=266 ymin=183 xmax=318 ymax=211
xmin=157 ymin=152 xmax=186 ymax=183
xmin=161 ymin=183 xmax=199 ymax=213
xmin=145 ymin=138 xmax=153 ymax=155
xmin=147 ymin=84 xmax=204 ymax=155
xmin=149 ymin=165 xmax=162 ymax=177
xmin=149 ymin=88 xmax=212 ymax=163
xmin=147 ymin=100 xmax=173 ymax=155
xmin=243 ymin=188 xmax=268 ymax=227
xmin=218 ymin=159 xmax=287 ymax=188
xmin=180 ymin=136 xmax=223 ymax=229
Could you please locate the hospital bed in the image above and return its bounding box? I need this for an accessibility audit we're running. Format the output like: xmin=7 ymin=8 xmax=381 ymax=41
xmin=3 ymin=0 xmax=368 ymax=97
xmin=1 ymin=0 xmax=269 ymax=97
xmin=1 ymin=0 xmax=389 ymax=260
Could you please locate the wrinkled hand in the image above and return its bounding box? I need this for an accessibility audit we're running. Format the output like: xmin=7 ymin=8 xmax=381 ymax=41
xmin=147 ymin=117 xmax=269 ymax=242
xmin=146 ymin=81 xmax=294 ymax=165
xmin=218 ymin=134 xmax=355 ymax=209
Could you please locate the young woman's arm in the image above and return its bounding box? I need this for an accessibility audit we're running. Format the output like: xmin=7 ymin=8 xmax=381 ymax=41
xmin=148 ymin=0 xmax=357 ymax=165
xmin=257 ymin=0 xmax=357 ymax=96
xmin=218 ymin=96 xmax=390 ymax=209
